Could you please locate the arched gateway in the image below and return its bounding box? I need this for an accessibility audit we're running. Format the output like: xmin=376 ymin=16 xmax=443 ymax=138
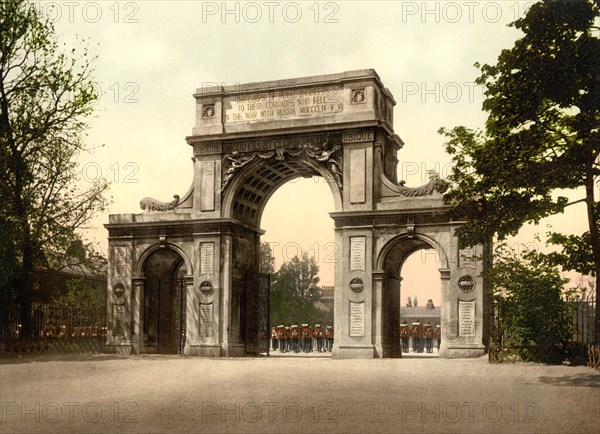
xmin=105 ymin=70 xmax=489 ymax=358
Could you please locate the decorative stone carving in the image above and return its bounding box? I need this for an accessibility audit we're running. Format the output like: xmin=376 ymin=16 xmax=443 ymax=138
xmin=406 ymin=216 xmax=415 ymax=238
xmin=221 ymin=151 xmax=256 ymax=192
xmin=458 ymin=275 xmax=475 ymax=293
xmin=351 ymin=88 xmax=366 ymax=104
xmin=221 ymin=141 xmax=344 ymax=193
xmin=350 ymin=278 xmax=364 ymax=293
xmin=397 ymin=170 xmax=449 ymax=197
xmin=305 ymin=142 xmax=343 ymax=189
xmin=139 ymin=194 xmax=180 ymax=211
xmin=203 ymin=104 xmax=215 ymax=118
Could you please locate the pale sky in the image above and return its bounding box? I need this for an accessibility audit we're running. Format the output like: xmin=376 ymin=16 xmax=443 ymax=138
xmin=46 ymin=1 xmax=590 ymax=304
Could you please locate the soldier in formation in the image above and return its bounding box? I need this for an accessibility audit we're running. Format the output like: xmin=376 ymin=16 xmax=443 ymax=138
xmin=301 ymin=324 xmax=312 ymax=352
xmin=271 ymin=327 xmax=278 ymax=351
xmin=411 ymin=319 xmax=423 ymax=353
xmin=290 ymin=324 xmax=300 ymax=353
xmin=400 ymin=320 xmax=410 ymax=353
xmin=423 ymin=321 xmax=434 ymax=353
xmin=270 ymin=322 xmax=334 ymax=353
xmin=277 ymin=325 xmax=287 ymax=352
xmin=325 ymin=325 xmax=334 ymax=352
xmin=313 ymin=324 xmax=325 ymax=352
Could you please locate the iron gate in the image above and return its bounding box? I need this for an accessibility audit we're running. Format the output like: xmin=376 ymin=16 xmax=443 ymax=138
xmin=244 ymin=271 xmax=270 ymax=355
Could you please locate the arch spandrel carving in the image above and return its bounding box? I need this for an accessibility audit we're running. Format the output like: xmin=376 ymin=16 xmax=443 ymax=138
xmin=221 ymin=148 xmax=344 ymax=227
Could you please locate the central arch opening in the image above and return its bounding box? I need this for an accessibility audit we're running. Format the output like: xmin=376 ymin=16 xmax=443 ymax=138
xmin=223 ymin=148 xmax=343 ymax=356
xmin=261 ymin=176 xmax=335 ymax=357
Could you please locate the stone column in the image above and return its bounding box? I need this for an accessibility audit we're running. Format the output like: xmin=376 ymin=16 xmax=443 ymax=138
xmin=438 ymin=268 xmax=451 ymax=358
xmin=131 ymin=277 xmax=145 ymax=354
xmin=372 ymin=272 xmax=384 ymax=358
xmin=220 ymin=233 xmax=233 ymax=356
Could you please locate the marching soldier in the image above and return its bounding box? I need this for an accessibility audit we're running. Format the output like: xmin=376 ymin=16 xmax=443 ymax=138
xmin=400 ymin=320 xmax=410 ymax=353
xmin=277 ymin=325 xmax=287 ymax=352
xmin=291 ymin=324 xmax=300 ymax=353
xmin=301 ymin=323 xmax=312 ymax=352
xmin=411 ymin=319 xmax=422 ymax=353
xmin=424 ymin=321 xmax=434 ymax=353
xmin=313 ymin=324 xmax=325 ymax=352
xmin=435 ymin=323 xmax=441 ymax=351
xmin=271 ymin=327 xmax=278 ymax=351
xmin=325 ymin=325 xmax=334 ymax=352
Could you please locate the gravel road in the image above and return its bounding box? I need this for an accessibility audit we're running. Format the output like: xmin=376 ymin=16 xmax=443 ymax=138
xmin=1 ymin=354 xmax=598 ymax=433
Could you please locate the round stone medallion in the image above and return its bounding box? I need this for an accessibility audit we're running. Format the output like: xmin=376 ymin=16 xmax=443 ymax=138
xmin=349 ymin=278 xmax=364 ymax=293
xmin=200 ymin=280 xmax=214 ymax=296
xmin=458 ymin=275 xmax=475 ymax=292
xmin=113 ymin=284 xmax=125 ymax=297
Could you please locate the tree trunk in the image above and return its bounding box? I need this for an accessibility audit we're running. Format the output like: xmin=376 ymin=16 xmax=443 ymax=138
xmin=19 ymin=226 xmax=34 ymax=340
xmin=584 ymin=159 xmax=600 ymax=347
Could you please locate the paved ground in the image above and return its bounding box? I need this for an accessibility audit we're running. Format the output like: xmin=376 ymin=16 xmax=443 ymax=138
xmin=1 ymin=353 xmax=598 ymax=433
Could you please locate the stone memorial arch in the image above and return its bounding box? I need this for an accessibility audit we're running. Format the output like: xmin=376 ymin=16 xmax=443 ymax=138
xmin=105 ymin=70 xmax=489 ymax=358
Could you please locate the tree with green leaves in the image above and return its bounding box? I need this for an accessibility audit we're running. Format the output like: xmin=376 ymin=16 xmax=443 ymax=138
xmin=270 ymin=251 xmax=324 ymax=325
xmin=259 ymin=241 xmax=275 ymax=275
xmin=0 ymin=0 xmax=109 ymax=338
xmin=439 ymin=0 xmax=600 ymax=345
xmin=489 ymin=243 xmax=572 ymax=349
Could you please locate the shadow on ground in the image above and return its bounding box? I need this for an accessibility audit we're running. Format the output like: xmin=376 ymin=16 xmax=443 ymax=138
xmin=0 ymin=353 xmax=130 ymax=365
xmin=538 ymin=373 xmax=600 ymax=388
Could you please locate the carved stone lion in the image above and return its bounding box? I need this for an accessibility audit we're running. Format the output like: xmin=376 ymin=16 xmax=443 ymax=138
xmin=140 ymin=194 xmax=180 ymax=211
xmin=397 ymin=171 xmax=449 ymax=197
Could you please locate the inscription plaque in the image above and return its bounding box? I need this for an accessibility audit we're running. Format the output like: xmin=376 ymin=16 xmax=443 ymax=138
xmin=350 ymin=237 xmax=366 ymax=271
xmin=113 ymin=305 xmax=125 ymax=336
xmin=349 ymin=301 xmax=365 ymax=337
xmin=200 ymin=242 xmax=214 ymax=275
xmin=459 ymin=248 xmax=476 ymax=269
xmin=224 ymin=86 xmax=343 ymax=123
xmin=342 ymin=130 xmax=374 ymax=143
xmin=113 ymin=246 xmax=127 ymax=278
xmin=200 ymin=303 xmax=214 ymax=338
xmin=458 ymin=300 xmax=476 ymax=337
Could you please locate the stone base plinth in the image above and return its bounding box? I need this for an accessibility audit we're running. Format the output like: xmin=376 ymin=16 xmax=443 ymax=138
xmin=104 ymin=343 xmax=135 ymax=355
xmin=184 ymin=344 xmax=221 ymax=357
xmin=333 ymin=344 xmax=375 ymax=359
xmin=444 ymin=346 xmax=486 ymax=358
xmin=219 ymin=343 xmax=245 ymax=357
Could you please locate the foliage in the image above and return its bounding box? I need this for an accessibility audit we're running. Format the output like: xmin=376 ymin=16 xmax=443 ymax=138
xmin=542 ymin=203 xmax=600 ymax=277
xmin=490 ymin=243 xmax=572 ymax=347
xmin=52 ymin=277 xmax=105 ymax=307
xmin=259 ymin=242 xmax=275 ymax=275
xmin=269 ymin=251 xmax=329 ymax=325
xmin=0 ymin=0 xmax=109 ymax=336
